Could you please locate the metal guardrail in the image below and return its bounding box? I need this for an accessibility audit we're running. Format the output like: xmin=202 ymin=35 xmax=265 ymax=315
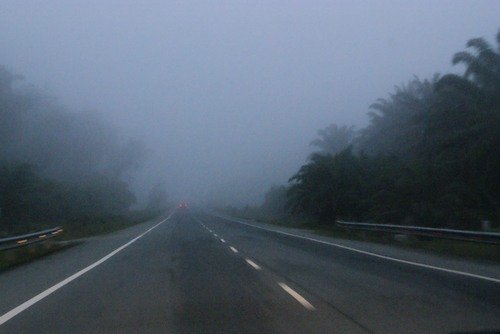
xmin=336 ymin=221 xmax=500 ymax=244
xmin=0 ymin=226 xmax=64 ymax=251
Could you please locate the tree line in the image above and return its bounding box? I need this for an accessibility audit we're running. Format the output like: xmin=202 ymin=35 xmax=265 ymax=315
xmin=0 ymin=66 xmax=165 ymax=234
xmin=263 ymin=30 xmax=499 ymax=229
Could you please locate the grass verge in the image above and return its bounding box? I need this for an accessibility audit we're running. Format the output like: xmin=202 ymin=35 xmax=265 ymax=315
xmin=60 ymin=209 xmax=163 ymax=240
xmin=0 ymin=240 xmax=79 ymax=272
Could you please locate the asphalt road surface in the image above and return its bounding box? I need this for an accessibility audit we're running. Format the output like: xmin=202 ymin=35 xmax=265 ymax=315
xmin=0 ymin=209 xmax=499 ymax=333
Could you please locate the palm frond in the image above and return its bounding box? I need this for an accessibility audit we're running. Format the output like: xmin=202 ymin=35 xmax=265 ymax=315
xmin=452 ymin=51 xmax=475 ymax=67
xmin=466 ymin=38 xmax=492 ymax=55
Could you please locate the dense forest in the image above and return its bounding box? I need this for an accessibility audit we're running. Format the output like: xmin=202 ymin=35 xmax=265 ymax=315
xmin=0 ymin=67 xmax=167 ymax=235
xmin=260 ymin=30 xmax=499 ymax=230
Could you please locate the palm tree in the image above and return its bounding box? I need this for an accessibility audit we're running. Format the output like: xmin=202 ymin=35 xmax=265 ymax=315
xmin=310 ymin=124 xmax=355 ymax=156
xmin=431 ymin=30 xmax=500 ymax=138
xmin=427 ymin=30 xmax=500 ymax=225
xmin=439 ymin=29 xmax=500 ymax=104
xmin=356 ymin=76 xmax=438 ymax=157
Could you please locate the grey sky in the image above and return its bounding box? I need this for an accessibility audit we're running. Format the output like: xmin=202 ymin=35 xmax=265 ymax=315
xmin=1 ymin=1 xmax=499 ymax=205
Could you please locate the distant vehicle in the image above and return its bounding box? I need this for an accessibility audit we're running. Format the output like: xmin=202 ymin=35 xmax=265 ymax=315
xmin=178 ymin=202 xmax=188 ymax=209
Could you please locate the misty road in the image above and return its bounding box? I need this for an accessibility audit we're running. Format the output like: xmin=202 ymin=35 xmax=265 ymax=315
xmin=0 ymin=210 xmax=499 ymax=333
xmin=1 ymin=2 xmax=499 ymax=333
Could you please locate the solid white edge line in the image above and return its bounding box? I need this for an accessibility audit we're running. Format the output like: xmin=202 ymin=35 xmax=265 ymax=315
xmin=278 ymin=282 xmax=315 ymax=310
xmin=230 ymin=246 xmax=238 ymax=253
xmin=215 ymin=214 xmax=500 ymax=284
xmin=245 ymin=258 xmax=261 ymax=270
xmin=0 ymin=210 xmax=176 ymax=326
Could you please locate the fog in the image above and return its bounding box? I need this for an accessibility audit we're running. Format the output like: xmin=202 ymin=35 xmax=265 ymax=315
xmin=1 ymin=1 xmax=499 ymax=207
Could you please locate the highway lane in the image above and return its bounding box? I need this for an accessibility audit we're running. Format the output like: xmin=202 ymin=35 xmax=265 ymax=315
xmin=0 ymin=214 xmax=175 ymax=318
xmin=196 ymin=211 xmax=500 ymax=333
xmin=0 ymin=210 xmax=366 ymax=333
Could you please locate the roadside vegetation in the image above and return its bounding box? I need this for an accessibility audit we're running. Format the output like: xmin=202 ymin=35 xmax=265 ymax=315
xmin=0 ymin=241 xmax=78 ymax=272
xmin=59 ymin=209 xmax=164 ymax=240
xmin=0 ymin=65 xmax=170 ymax=269
xmin=226 ymin=30 xmax=500 ymax=259
xmin=0 ymin=65 xmax=169 ymax=240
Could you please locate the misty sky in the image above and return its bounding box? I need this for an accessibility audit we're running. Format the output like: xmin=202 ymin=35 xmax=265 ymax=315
xmin=1 ymin=1 xmax=499 ymax=206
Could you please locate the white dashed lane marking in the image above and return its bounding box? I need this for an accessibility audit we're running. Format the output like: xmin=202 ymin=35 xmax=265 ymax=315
xmin=245 ymin=258 xmax=261 ymax=270
xmin=278 ymin=282 xmax=315 ymax=311
xmin=198 ymin=216 xmax=319 ymax=313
